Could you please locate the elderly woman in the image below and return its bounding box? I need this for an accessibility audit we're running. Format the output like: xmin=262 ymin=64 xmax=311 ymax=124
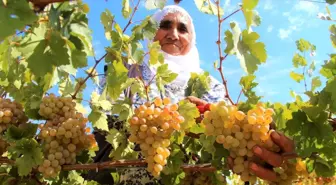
xmin=89 ymin=5 xmax=295 ymax=185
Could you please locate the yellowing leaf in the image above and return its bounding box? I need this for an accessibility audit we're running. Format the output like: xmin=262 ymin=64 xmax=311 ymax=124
xmin=290 ymin=71 xmax=304 ymax=83
xmin=194 ymin=0 xmax=224 ymax=16
xmin=145 ymin=0 xmax=167 ymax=10
xmin=122 ymin=0 xmax=132 ymax=18
xmin=292 ymin=53 xmax=307 ymax=68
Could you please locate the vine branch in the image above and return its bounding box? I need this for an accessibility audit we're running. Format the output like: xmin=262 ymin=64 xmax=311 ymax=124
xmin=215 ymin=1 xmax=238 ymax=105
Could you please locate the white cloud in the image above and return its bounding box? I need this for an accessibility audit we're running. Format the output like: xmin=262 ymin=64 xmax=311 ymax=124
xmin=278 ymin=28 xmax=292 ymax=40
xmin=258 ymin=68 xmax=294 ymax=81
xmin=264 ymin=0 xmax=273 ymax=10
xmin=225 ymin=68 xmax=241 ymax=76
xmin=267 ymin=25 xmax=273 ymax=33
xmin=294 ymin=1 xmax=319 ymax=15
xmin=255 ymin=86 xmax=280 ymax=96
xmin=84 ymin=105 xmax=92 ymax=116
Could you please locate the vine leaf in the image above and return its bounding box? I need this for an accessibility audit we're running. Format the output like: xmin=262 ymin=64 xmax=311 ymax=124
xmin=292 ymin=53 xmax=307 ymax=68
xmin=8 ymin=139 xmax=43 ymax=176
xmin=178 ymin=100 xmax=200 ymax=130
xmin=199 ymin=134 xmax=216 ymax=154
xmin=311 ymin=76 xmax=321 ymax=92
xmin=290 ymin=71 xmax=304 ymax=83
xmin=107 ymin=129 xmax=137 ymax=160
xmin=111 ymin=99 xmax=133 ymax=121
xmin=101 ymin=9 xmax=115 ymax=40
xmin=106 ymin=60 xmax=129 ymax=100
xmin=148 ymin=41 xmax=164 ymax=65
xmin=185 ymin=72 xmax=211 ymax=98
xmin=91 ymin=91 xmax=112 ymax=111
xmin=71 ymin=50 xmax=87 ymax=68
xmin=194 ymin=0 xmax=224 ymax=16
xmin=155 ymin=64 xmax=178 ymax=93
xmin=0 ymin=0 xmax=38 ymax=40
xmin=88 ymin=110 xmax=108 ymax=131
xmin=122 ymin=0 xmax=132 ymax=18
xmin=296 ymin=38 xmax=314 ymax=52
xmin=242 ymin=0 xmax=259 ymax=28
xmin=145 ymin=0 xmax=167 ymax=10
xmin=4 ymin=124 xmax=38 ymax=142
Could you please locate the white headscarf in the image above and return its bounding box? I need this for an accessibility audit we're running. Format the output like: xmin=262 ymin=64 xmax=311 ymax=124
xmin=149 ymin=5 xmax=203 ymax=87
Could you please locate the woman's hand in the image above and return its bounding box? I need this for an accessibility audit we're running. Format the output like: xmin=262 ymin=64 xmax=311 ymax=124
xmin=186 ymin=96 xmax=208 ymax=106
xmin=228 ymin=131 xmax=296 ymax=182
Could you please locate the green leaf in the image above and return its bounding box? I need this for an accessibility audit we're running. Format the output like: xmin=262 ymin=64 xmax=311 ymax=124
xmin=43 ymin=69 xmax=59 ymax=92
xmin=8 ymin=139 xmax=43 ymax=176
xmin=178 ymin=100 xmax=200 ymax=130
xmin=296 ymin=38 xmax=312 ymax=52
xmin=88 ymin=110 xmax=108 ymax=131
xmin=315 ymin=158 xmax=335 ymax=177
xmin=194 ymin=0 xmax=224 ymax=16
xmin=311 ymin=76 xmax=321 ymax=92
xmin=48 ymin=31 xmax=70 ymax=66
xmin=156 ymin=64 xmax=178 ymax=93
xmin=224 ymin=31 xmax=234 ymax=54
xmin=4 ymin=124 xmax=38 ymax=142
xmin=145 ymin=0 xmax=167 ymax=10
xmin=111 ymin=99 xmax=133 ymax=121
xmin=122 ymin=0 xmax=132 ymax=18
xmin=330 ymin=25 xmax=336 ymax=48
xmin=101 ymin=9 xmax=114 ymax=40
xmin=71 ymin=50 xmax=87 ymax=68
xmin=237 ymin=30 xmax=267 ymax=74
xmin=185 ymin=72 xmax=211 ymax=98
xmin=90 ymin=91 xmax=112 ymax=111
xmin=292 ymin=53 xmax=307 ymax=68
xmin=199 ymin=134 xmax=216 ymax=154
xmin=58 ymin=77 xmax=76 ymax=96
xmin=106 ymin=128 xmax=126 ymax=149
xmin=107 ymin=129 xmax=137 ymax=160
xmin=148 ymin=41 xmax=163 ymax=65
xmin=251 ymin=10 xmax=261 ymax=27
xmin=290 ymin=71 xmax=304 ymax=83
xmin=70 ymin=23 xmax=93 ymax=56
xmin=26 ymin=40 xmax=55 ymax=77
xmin=325 ymin=79 xmax=336 ymax=104
xmin=0 ymin=0 xmax=38 ymax=40
xmin=326 ymin=0 xmax=336 ymax=4
xmin=106 ymin=60 xmax=129 ymax=100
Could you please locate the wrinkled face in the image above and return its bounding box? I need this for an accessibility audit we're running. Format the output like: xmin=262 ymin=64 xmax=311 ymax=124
xmin=154 ymin=12 xmax=193 ymax=56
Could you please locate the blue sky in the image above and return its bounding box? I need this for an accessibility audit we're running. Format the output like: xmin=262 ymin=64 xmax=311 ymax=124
xmin=77 ymin=0 xmax=335 ymax=114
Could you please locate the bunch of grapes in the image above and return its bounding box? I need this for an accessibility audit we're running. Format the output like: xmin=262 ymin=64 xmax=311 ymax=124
xmin=128 ymin=97 xmax=184 ymax=177
xmin=202 ymin=101 xmax=280 ymax=184
xmin=37 ymin=94 xmax=96 ymax=178
xmin=0 ymin=97 xmax=28 ymax=132
xmin=181 ymin=172 xmax=226 ymax=185
xmin=38 ymin=94 xmax=76 ymax=121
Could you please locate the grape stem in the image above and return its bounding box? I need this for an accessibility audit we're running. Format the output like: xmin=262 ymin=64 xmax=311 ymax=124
xmin=71 ymin=0 xmax=141 ymax=99
xmin=215 ymin=1 xmax=240 ymax=105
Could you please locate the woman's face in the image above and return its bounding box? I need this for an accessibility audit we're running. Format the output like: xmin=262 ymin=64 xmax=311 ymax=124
xmin=154 ymin=12 xmax=193 ymax=56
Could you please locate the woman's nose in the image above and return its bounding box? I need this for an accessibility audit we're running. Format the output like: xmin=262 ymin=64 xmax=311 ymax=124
xmin=166 ymin=28 xmax=179 ymax=40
